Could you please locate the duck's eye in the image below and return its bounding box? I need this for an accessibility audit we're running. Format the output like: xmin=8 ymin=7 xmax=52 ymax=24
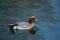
xmin=32 ymin=18 xmax=35 ymax=20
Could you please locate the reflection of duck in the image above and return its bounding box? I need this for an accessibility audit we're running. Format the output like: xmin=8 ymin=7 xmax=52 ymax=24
xmin=8 ymin=16 xmax=39 ymax=34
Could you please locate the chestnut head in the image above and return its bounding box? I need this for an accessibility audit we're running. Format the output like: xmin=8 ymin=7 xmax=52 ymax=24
xmin=29 ymin=16 xmax=38 ymax=24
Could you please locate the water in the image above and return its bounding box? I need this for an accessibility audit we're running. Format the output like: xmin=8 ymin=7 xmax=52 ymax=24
xmin=0 ymin=0 xmax=60 ymax=40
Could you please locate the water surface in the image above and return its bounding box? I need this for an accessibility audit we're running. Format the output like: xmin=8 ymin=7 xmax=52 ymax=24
xmin=0 ymin=0 xmax=60 ymax=40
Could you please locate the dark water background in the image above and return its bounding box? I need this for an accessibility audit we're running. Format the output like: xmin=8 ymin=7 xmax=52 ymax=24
xmin=0 ymin=0 xmax=60 ymax=40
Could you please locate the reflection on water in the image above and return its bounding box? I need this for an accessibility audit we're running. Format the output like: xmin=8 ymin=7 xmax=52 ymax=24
xmin=0 ymin=0 xmax=60 ymax=40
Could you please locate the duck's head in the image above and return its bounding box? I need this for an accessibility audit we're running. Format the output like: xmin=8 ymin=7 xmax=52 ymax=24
xmin=29 ymin=16 xmax=38 ymax=24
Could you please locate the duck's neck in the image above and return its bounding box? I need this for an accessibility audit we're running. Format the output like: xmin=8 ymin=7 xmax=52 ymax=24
xmin=29 ymin=22 xmax=34 ymax=24
xmin=29 ymin=19 xmax=35 ymax=24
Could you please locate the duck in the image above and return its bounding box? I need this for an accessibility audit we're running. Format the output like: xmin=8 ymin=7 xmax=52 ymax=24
xmin=8 ymin=16 xmax=39 ymax=34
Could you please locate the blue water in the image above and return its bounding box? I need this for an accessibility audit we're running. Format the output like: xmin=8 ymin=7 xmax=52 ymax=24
xmin=0 ymin=0 xmax=60 ymax=40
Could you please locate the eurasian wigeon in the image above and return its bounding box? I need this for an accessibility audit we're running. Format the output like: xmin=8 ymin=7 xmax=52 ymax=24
xmin=8 ymin=16 xmax=39 ymax=34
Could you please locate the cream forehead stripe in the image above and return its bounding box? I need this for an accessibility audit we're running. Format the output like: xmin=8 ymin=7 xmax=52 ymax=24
xmin=30 ymin=16 xmax=36 ymax=18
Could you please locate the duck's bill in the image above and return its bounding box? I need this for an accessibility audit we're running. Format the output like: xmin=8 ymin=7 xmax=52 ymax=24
xmin=35 ymin=19 xmax=38 ymax=21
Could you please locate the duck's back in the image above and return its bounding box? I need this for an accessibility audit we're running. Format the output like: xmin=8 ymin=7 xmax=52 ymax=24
xmin=14 ymin=22 xmax=34 ymax=30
